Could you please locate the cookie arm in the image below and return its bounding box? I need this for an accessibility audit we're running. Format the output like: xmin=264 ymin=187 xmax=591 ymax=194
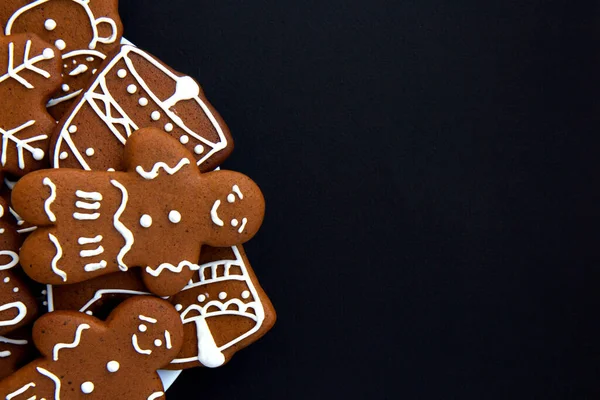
xmin=123 ymin=128 xmax=198 ymax=181
xmin=12 ymin=170 xmax=61 ymax=226
xmin=31 ymin=311 xmax=103 ymax=360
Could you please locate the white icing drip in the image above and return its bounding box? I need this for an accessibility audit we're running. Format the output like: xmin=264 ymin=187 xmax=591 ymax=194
xmin=84 ymin=260 xmax=107 ymax=272
xmin=69 ymin=64 xmax=89 ymax=76
xmin=146 ymin=261 xmax=200 ymax=277
xmin=0 ymin=302 xmax=26 ymax=327
xmin=53 ymin=323 xmax=90 ymax=361
xmin=48 ymin=233 xmax=67 ymax=282
xmin=78 ymin=235 xmax=102 ymax=245
xmin=80 ymin=246 xmax=104 ymax=257
xmin=76 ymin=190 xmax=103 ymax=201
xmin=210 ymin=200 xmax=224 ymax=226
xmin=139 ymin=315 xmax=157 ymax=324
xmin=132 ymin=334 xmax=152 ymax=355
xmin=76 ymin=201 xmax=101 ymax=210
xmin=238 ymin=218 xmax=248 ymax=233
xmin=0 ymin=250 xmax=19 ymax=270
xmin=73 ymin=212 xmax=100 ymax=220
xmin=37 ymin=367 xmax=61 ymax=399
xmin=42 ymin=177 xmax=57 ymax=222
xmin=110 ymin=180 xmax=134 ymax=271
xmin=135 ymin=158 xmax=191 ymax=180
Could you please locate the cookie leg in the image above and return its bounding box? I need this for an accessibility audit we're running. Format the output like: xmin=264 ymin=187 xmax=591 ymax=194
xmin=11 ymin=171 xmax=59 ymax=226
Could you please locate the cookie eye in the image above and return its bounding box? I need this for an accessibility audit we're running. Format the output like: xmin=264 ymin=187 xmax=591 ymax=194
xmin=227 ymin=194 xmax=235 ymax=203
xmin=154 ymin=339 xmax=163 ymax=347
xmin=231 ymin=219 xmax=239 ymax=227
xmin=138 ymin=324 xmax=147 ymax=332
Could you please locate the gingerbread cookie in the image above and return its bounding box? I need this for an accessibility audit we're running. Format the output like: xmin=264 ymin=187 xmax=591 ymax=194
xmin=0 ymin=0 xmax=124 ymax=119
xmin=0 ymin=196 xmax=41 ymax=336
xmin=0 ymin=296 xmax=183 ymax=400
xmin=168 ymin=245 xmax=276 ymax=368
xmin=0 ymin=326 xmax=37 ymax=380
xmin=0 ymin=33 xmax=61 ymax=176
xmin=51 ymin=44 xmax=233 ymax=172
xmin=13 ymin=127 xmax=265 ymax=296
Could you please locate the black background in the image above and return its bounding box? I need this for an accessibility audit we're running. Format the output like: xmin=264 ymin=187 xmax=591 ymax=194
xmin=120 ymin=1 xmax=600 ymax=398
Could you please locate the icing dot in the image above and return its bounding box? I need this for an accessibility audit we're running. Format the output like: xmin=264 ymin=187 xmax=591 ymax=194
xmin=174 ymin=304 xmax=183 ymax=311
xmin=154 ymin=339 xmax=162 ymax=347
xmin=179 ymin=135 xmax=189 ymax=144
xmin=81 ymin=381 xmax=94 ymax=394
xmin=3 ymin=277 xmax=8 ymax=283
xmin=117 ymin=69 xmax=127 ymax=78
xmin=13 ymin=287 xmax=18 ymax=293
xmin=62 ymin=84 xmax=70 ymax=92
xmin=218 ymin=292 xmax=227 ymax=300
xmin=241 ymin=290 xmax=251 ymax=299
xmin=197 ymin=294 xmax=206 ymax=302
xmin=63 ymin=64 xmax=67 ymax=68
xmin=72 ymin=59 xmax=77 ymax=64
xmin=41 ymin=290 xmax=47 ymax=295
xmin=106 ymin=361 xmax=120 ymax=373
xmin=43 ymin=301 xmax=48 ymax=306
xmin=140 ymin=214 xmax=152 ymax=228
xmin=168 ymin=210 xmax=181 ymax=223
xmin=107 ymin=168 xmax=116 ymax=172
xmin=164 ymin=123 xmax=174 ymax=132
xmin=194 ymin=144 xmax=204 ymax=155
xmin=151 ymin=111 xmax=161 ymax=121
xmin=86 ymin=57 xmax=94 ymax=62
xmin=85 ymin=311 xmax=93 ymax=315
xmin=138 ymin=324 xmax=147 ymax=332
xmin=231 ymin=219 xmax=239 ymax=227
xmin=32 ymin=148 xmax=44 ymax=160
xmin=44 ymin=19 xmax=57 ymax=31
xmin=127 ymin=84 xmax=137 ymax=94
xmin=227 ymin=194 xmax=235 ymax=203
xmin=42 ymin=48 xmax=54 ymax=59
xmin=68 ymin=125 xmax=77 ymax=133
xmin=138 ymin=97 xmax=148 ymax=106
xmin=85 ymin=148 xmax=95 ymax=157
xmin=55 ymin=39 xmax=66 ymax=50
xmin=92 ymin=69 xmax=97 ymax=74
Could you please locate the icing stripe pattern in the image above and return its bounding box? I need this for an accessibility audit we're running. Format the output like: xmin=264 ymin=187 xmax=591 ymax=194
xmin=42 ymin=177 xmax=57 ymax=222
xmin=110 ymin=180 xmax=133 ymax=271
xmin=52 ymin=323 xmax=90 ymax=361
xmin=48 ymin=233 xmax=67 ymax=281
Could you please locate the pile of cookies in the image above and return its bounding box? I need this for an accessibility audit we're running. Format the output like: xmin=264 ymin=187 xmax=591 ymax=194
xmin=0 ymin=1 xmax=275 ymax=399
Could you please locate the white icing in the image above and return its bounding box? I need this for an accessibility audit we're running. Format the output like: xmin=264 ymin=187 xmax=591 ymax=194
xmin=48 ymin=233 xmax=67 ymax=282
xmin=139 ymin=97 xmax=149 ymax=106
xmin=117 ymin=69 xmax=127 ymax=78
xmin=227 ymin=194 xmax=235 ymax=203
xmin=74 ymin=212 xmax=100 ymax=220
xmin=232 ymin=185 xmax=244 ymax=199
xmin=197 ymin=294 xmax=206 ymax=302
xmin=132 ymin=334 xmax=152 ymax=355
xmin=145 ymin=261 xmax=201 ymax=277
xmin=242 ymin=290 xmax=251 ymax=299
xmin=37 ymin=367 xmax=61 ymax=399
xmin=12 ymin=288 xmax=18 ymax=293
xmin=76 ymin=190 xmax=103 ymax=201
xmin=46 ymin=284 xmax=54 ymax=312
xmin=69 ymin=125 xmax=78 ymax=133
xmin=6 ymin=382 xmax=36 ymax=399
xmin=139 ymin=324 xmax=147 ymax=332
xmin=180 ymin=135 xmax=189 ymax=144
xmin=70 ymin=64 xmax=89 ymax=76
xmin=76 ymin=201 xmax=101 ymax=210
xmin=165 ymin=123 xmax=174 ymax=132
xmin=110 ymin=180 xmax=134 ymax=271
xmin=107 ymin=360 xmax=120 ymax=372
xmin=194 ymin=144 xmax=204 ymax=155
xmin=42 ymin=177 xmax=57 ymax=222
xmin=165 ymin=331 xmax=172 ymax=349
xmin=175 ymin=304 xmax=183 ymax=311
xmin=169 ymin=210 xmax=181 ymax=224
xmin=86 ymin=57 xmax=94 ymax=62
xmin=135 ymin=158 xmax=191 ymax=180
xmin=81 ymin=381 xmax=94 ymax=394
xmin=77 ymin=289 xmax=151 ymax=314
xmin=218 ymin=292 xmax=227 ymax=300
xmin=85 ymin=147 xmax=95 ymax=156
xmin=0 ymin=250 xmax=19 ymax=270
xmin=0 ymin=302 xmax=26 ymax=327
xmin=151 ymin=111 xmax=161 ymax=121
xmin=127 ymin=84 xmax=137 ymax=94
xmin=231 ymin=219 xmax=239 ymax=227
xmin=3 ymin=277 xmax=8 ymax=283
xmin=154 ymin=339 xmax=162 ymax=347
xmin=0 ymin=40 xmax=55 ymax=89
xmin=44 ymin=18 xmax=56 ymax=30
xmin=59 ymin=151 xmax=69 ymax=160
xmin=47 ymin=89 xmax=84 ymax=107
xmin=139 ymin=315 xmax=157 ymax=324
xmin=0 ymin=120 xmax=47 ymax=169
xmin=140 ymin=214 xmax=152 ymax=228
xmin=84 ymin=260 xmax=107 ymax=272
xmin=78 ymin=235 xmax=103 ymax=245
xmin=85 ymin=311 xmax=92 ymax=316
xmin=238 ymin=218 xmax=248 ymax=233
xmin=55 ymin=39 xmax=66 ymax=50
xmin=62 ymin=84 xmax=70 ymax=92
xmin=80 ymin=246 xmax=104 ymax=258
xmin=53 ymin=323 xmax=90 ymax=361
xmin=210 ymin=200 xmax=224 ymax=226
xmin=0 ymin=350 xmax=11 ymax=357
xmin=148 ymin=392 xmax=164 ymax=400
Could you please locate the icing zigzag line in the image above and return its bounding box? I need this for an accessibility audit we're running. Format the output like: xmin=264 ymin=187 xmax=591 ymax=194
xmin=52 ymin=323 xmax=90 ymax=361
xmin=42 ymin=177 xmax=57 ymax=222
xmin=135 ymin=158 xmax=191 ymax=180
xmin=146 ymin=260 xmax=200 ymax=277
xmin=110 ymin=180 xmax=133 ymax=271
xmin=48 ymin=233 xmax=67 ymax=281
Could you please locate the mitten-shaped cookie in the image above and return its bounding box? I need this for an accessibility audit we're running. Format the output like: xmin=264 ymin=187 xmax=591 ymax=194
xmin=0 ymin=296 xmax=183 ymax=400
xmin=13 ymin=127 xmax=265 ymax=296
xmin=0 ymin=196 xmax=40 ymax=336
xmin=0 ymin=0 xmax=124 ymax=119
xmin=0 ymin=33 xmax=61 ymax=176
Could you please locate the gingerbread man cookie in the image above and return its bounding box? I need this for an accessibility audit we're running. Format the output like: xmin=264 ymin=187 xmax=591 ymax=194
xmin=0 ymin=196 xmax=40 ymax=337
xmin=0 ymin=0 xmax=124 ymax=119
xmin=0 ymin=33 xmax=61 ymax=176
xmin=13 ymin=128 xmax=265 ymax=296
xmin=0 ymin=296 xmax=183 ymax=400
xmin=51 ymin=44 xmax=233 ymax=172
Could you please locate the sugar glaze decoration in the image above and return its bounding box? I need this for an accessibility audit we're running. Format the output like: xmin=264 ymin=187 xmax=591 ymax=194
xmin=53 ymin=45 xmax=230 ymax=170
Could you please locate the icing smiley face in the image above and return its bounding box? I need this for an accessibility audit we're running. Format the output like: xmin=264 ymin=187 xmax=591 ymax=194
xmin=132 ymin=315 xmax=174 ymax=357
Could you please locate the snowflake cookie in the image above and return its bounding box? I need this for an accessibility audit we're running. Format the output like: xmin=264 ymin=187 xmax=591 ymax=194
xmin=0 ymin=33 xmax=62 ymax=176
xmin=51 ymin=44 xmax=233 ymax=173
xmin=0 ymin=296 xmax=183 ymax=400
xmin=0 ymin=0 xmax=124 ymax=119
xmin=13 ymin=127 xmax=265 ymax=296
